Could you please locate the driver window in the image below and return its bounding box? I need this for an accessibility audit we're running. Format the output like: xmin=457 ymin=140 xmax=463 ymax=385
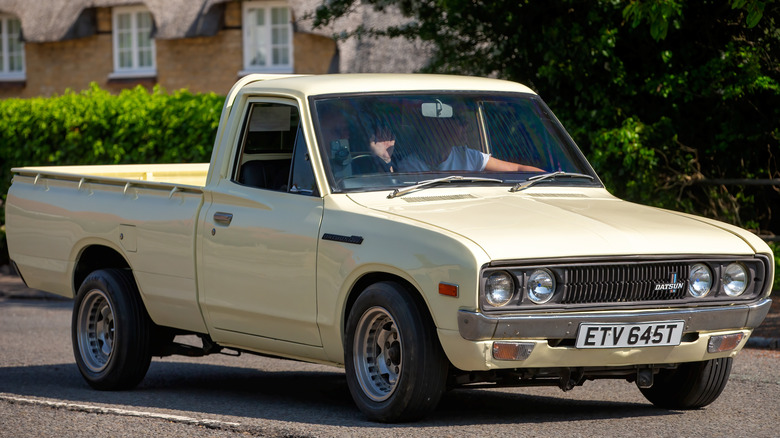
xmin=233 ymin=102 xmax=294 ymax=192
xmin=233 ymin=101 xmax=317 ymax=196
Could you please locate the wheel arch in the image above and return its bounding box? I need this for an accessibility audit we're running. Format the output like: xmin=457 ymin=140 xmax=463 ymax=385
xmin=343 ymin=272 xmax=437 ymax=339
xmin=73 ymin=244 xmax=131 ymax=295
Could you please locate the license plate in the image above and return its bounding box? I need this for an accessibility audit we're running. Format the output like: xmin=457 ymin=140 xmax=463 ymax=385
xmin=575 ymin=321 xmax=685 ymax=349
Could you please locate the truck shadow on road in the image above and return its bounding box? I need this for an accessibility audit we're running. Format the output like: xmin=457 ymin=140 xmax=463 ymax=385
xmin=0 ymin=361 xmax=678 ymax=427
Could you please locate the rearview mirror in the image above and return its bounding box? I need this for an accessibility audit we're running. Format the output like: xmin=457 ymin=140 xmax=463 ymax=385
xmin=421 ymin=101 xmax=453 ymax=118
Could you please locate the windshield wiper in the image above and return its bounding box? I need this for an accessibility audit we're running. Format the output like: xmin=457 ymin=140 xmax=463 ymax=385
xmin=509 ymin=171 xmax=595 ymax=192
xmin=388 ymin=175 xmax=504 ymax=199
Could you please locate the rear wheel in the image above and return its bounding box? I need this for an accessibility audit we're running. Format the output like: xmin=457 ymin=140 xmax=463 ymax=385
xmin=639 ymin=357 xmax=733 ymax=409
xmin=345 ymin=282 xmax=448 ymax=422
xmin=72 ymin=269 xmax=152 ymax=390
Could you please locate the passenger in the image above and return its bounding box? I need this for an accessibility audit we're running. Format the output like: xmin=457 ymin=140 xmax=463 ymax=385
xmin=401 ymin=145 xmax=541 ymax=172
xmin=401 ymin=116 xmax=543 ymax=172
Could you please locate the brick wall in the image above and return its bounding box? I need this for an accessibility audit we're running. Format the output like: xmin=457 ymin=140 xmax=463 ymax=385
xmin=156 ymin=30 xmax=244 ymax=95
xmin=2 ymin=35 xmax=114 ymax=99
xmin=294 ymin=32 xmax=337 ymax=75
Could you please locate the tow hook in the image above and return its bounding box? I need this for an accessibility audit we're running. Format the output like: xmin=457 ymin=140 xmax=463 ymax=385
xmin=636 ymin=368 xmax=655 ymax=388
xmin=558 ymin=368 xmax=584 ymax=391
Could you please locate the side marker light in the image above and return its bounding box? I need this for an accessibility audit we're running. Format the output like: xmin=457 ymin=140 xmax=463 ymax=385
xmin=439 ymin=282 xmax=459 ymax=297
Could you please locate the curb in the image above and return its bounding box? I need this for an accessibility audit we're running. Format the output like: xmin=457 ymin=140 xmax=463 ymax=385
xmin=745 ymin=337 xmax=780 ymax=350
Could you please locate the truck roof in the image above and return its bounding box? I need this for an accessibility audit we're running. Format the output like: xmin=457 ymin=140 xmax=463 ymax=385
xmin=236 ymin=73 xmax=538 ymax=97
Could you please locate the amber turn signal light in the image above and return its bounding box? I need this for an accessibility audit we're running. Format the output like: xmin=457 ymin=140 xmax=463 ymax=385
xmin=439 ymin=282 xmax=459 ymax=297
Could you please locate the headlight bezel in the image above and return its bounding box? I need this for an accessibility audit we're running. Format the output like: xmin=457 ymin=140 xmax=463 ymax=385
xmin=480 ymin=267 xmax=561 ymax=310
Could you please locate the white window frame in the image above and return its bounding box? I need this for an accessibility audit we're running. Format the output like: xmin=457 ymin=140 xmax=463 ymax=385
xmin=0 ymin=14 xmax=25 ymax=81
xmin=241 ymin=1 xmax=294 ymax=75
xmin=110 ymin=5 xmax=156 ymax=78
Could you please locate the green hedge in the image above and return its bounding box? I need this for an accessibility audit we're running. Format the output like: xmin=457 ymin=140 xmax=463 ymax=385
xmin=0 ymin=84 xmax=224 ymax=267
xmin=0 ymin=83 xmax=224 ymax=202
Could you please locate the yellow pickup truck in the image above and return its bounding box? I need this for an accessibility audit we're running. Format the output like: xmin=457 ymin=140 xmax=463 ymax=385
xmin=5 ymin=74 xmax=774 ymax=422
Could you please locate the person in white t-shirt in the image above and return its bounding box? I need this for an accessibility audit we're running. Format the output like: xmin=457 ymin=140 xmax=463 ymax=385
xmin=398 ymin=113 xmax=543 ymax=173
xmin=399 ymin=145 xmax=540 ymax=172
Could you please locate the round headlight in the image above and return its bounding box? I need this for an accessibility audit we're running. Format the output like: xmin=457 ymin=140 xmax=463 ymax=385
xmin=722 ymin=263 xmax=748 ymax=297
xmin=688 ymin=263 xmax=712 ymax=297
xmin=527 ymin=269 xmax=556 ymax=304
xmin=485 ymin=271 xmax=515 ymax=307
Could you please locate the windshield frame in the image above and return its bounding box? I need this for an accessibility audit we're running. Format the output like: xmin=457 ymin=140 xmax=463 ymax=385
xmin=309 ymin=90 xmax=602 ymax=194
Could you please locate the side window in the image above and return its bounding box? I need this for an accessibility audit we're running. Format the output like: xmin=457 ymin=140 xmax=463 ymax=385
xmin=289 ymin=127 xmax=318 ymax=196
xmin=233 ymin=101 xmax=317 ymax=196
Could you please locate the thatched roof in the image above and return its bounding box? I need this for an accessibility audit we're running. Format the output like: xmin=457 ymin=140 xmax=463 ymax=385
xmin=0 ymin=0 xmax=430 ymax=72
xmin=293 ymin=0 xmax=432 ymax=73
xmin=0 ymin=0 xmax=248 ymax=42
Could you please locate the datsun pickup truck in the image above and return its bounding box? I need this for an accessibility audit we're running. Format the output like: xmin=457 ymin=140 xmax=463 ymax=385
xmin=5 ymin=74 xmax=775 ymax=422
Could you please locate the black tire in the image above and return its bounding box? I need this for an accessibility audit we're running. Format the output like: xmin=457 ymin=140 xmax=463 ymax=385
xmin=344 ymin=282 xmax=448 ymax=422
xmin=639 ymin=357 xmax=733 ymax=409
xmin=72 ymin=268 xmax=152 ymax=390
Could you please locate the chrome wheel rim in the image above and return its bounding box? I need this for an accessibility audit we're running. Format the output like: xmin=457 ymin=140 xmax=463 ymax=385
xmin=353 ymin=306 xmax=402 ymax=402
xmin=77 ymin=289 xmax=115 ymax=373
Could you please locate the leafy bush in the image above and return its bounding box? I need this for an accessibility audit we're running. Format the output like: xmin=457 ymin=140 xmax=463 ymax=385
xmin=0 ymin=83 xmax=224 ymax=203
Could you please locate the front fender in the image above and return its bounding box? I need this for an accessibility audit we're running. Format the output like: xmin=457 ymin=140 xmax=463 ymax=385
xmin=316 ymin=195 xmax=488 ymax=364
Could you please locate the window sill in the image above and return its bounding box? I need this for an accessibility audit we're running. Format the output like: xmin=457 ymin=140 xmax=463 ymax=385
xmin=108 ymin=70 xmax=157 ymax=79
xmin=0 ymin=74 xmax=25 ymax=81
xmin=107 ymin=71 xmax=157 ymax=86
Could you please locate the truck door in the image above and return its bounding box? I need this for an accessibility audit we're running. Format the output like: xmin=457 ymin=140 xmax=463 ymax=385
xmin=199 ymin=98 xmax=323 ymax=347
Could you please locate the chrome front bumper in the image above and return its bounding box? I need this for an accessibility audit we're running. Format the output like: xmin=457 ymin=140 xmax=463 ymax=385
xmin=458 ymin=298 xmax=772 ymax=341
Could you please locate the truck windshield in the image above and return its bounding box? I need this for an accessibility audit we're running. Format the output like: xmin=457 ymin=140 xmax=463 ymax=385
xmin=312 ymin=93 xmax=598 ymax=192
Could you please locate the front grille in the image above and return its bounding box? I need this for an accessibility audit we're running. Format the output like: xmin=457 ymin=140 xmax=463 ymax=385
xmin=561 ymin=263 xmax=689 ymax=304
xmin=482 ymin=256 xmax=769 ymax=313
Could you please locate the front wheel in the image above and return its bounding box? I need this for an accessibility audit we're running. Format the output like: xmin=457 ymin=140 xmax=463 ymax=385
xmin=72 ymin=269 xmax=152 ymax=390
xmin=345 ymin=282 xmax=448 ymax=422
xmin=639 ymin=357 xmax=733 ymax=409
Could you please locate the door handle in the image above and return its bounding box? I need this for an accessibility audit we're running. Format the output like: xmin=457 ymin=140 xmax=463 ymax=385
xmin=213 ymin=212 xmax=233 ymax=226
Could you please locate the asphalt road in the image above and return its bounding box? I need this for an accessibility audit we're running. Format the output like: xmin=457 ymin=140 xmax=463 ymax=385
xmin=1 ymin=296 xmax=779 ymax=437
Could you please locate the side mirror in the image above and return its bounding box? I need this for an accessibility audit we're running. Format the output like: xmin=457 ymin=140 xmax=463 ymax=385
xmin=421 ymin=100 xmax=453 ymax=118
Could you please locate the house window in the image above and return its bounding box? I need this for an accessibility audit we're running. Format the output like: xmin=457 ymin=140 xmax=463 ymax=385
xmin=111 ymin=6 xmax=156 ymax=77
xmin=242 ymin=1 xmax=293 ymax=74
xmin=0 ymin=14 xmax=25 ymax=80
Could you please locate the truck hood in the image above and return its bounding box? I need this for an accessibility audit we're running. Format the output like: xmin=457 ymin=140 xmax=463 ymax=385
xmin=346 ymin=188 xmax=756 ymax=261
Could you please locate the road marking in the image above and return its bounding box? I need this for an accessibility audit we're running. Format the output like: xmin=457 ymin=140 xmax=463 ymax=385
xmin=0 ymin=394 xmax=241 ymax=428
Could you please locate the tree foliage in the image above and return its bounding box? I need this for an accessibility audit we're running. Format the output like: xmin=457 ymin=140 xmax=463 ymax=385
xmin=314 ymin=0 xmax=780 ymax=234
